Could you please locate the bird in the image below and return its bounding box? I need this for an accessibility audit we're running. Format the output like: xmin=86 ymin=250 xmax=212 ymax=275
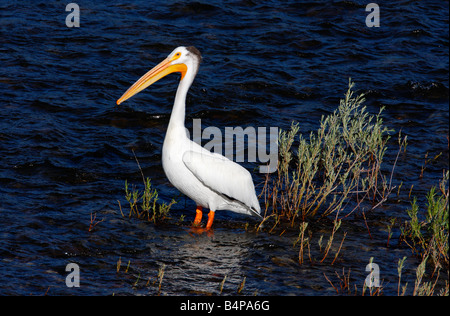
xmin=117 ymin=46 xmax=262 ymax=231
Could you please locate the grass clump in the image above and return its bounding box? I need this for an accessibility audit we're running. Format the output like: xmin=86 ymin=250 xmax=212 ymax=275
xmin=261 ymin=79 xmax=397 ymax=225
xmin=120 ymin=177 xmax=175 ymax=223
xmin=118 ymin=150 xmax=176 ymax=223
xmin=401 ymin=171 xmax=449 ymax=270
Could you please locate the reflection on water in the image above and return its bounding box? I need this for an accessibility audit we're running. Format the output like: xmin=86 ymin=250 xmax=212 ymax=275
xmin=163 ymin=230 xmax=253 ymax=294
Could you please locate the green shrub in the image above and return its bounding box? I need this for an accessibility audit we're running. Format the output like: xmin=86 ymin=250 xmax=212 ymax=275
xmin=401 ymin=171 xmax=449 ymax=269
xmin=121 ymin=178 xmax=175 ymax=223
xmin=261 ymin=79 xmax=396 ymax=225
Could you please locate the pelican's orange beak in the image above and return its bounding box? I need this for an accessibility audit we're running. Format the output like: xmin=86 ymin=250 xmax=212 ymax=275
xmin=117 ymin=55 xmax=187 ymax=105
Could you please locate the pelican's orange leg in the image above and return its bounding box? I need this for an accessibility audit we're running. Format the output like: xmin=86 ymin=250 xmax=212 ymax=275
xmin=205 ymin=210 xmax=215 ymax=230
xmin=189 ymin=208 xmax=214 ymax=235
xmin=193 ymin=206 xmax=203 ymax=226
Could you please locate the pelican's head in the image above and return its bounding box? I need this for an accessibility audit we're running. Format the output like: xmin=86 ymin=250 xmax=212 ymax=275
xmin=117 ymin=46 xmax=202 ymax=105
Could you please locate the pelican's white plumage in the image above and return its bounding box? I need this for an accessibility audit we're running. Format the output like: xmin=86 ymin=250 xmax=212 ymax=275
xmin=182 ymin=150 xmax=261 ymax=216
xmin=117 ymin=46 xmax=261 ymax=230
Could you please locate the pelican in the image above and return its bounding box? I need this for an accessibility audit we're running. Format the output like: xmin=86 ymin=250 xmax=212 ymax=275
xmin=117 ymin=46 xmax=262 ymax=230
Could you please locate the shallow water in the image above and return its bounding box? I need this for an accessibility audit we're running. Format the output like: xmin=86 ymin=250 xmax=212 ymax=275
xmin=0 ymin=1 xmax=448 ymax=295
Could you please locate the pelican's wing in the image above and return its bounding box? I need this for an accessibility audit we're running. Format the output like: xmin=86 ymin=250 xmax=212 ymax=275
xmin=182 ymin=150 xmax=261 ymax=216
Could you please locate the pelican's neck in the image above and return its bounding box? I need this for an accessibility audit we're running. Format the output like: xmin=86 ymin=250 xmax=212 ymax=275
xmin=169 ymin=79 xmax=188 ymax=128
xmin=167 ymin=65 xmax=196 ymax=134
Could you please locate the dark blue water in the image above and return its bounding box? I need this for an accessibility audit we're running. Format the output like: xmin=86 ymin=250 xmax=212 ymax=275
xmin=0 ymin=1 xmax=448 ymax=295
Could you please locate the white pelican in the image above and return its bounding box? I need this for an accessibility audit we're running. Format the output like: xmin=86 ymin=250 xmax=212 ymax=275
xmin=117 ymin=46 xmax=262 ymax=230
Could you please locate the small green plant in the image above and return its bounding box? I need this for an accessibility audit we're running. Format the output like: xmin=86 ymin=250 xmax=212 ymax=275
xmin=157 ymin=264 xmax=165 ymax=295
xmin=401 ymin=170 xmax=449 ymax=270
xmin=325 ymin=254 xmax=448 ymax=296
xmin=119 ymin=150 xmax=176 ymax=223
xmin=120 ymin=178 xmax=175 ymax=223
xmin=295 ymin=222 xmax=309 ymax=264
xmin=292 ymin=218 xmax=347 ymax=266
xmin=325 ymin=264 xmax=384 ymax=296
xmin=261 ymin=79 xmax=398 ymax=227
xmin=397 ymin=256 xmax=408 ymax=296
xmin=396 ymin=254 xmax=449 ymax=296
